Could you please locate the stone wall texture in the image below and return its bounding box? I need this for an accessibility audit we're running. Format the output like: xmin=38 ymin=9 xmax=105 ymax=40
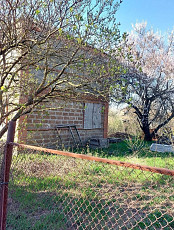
xmin=18 ymin=98 xmax=108 ymax=149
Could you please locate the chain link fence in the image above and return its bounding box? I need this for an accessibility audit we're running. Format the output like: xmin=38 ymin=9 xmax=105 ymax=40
xmin=5 ymin=141 xmax=174 ymax=230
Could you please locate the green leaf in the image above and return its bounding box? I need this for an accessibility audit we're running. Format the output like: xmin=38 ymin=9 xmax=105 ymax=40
xmin=1 ymin=86 xmax=8 ymax=92
xmin=35 ymin=9 xmax=40 ymax=15
xmin=76 ymin=37 xmax=82 ymax=44
xmin=36 ymin=66 xmax=40 ymax=71
xmin=139 ymin=67 xmax=142 ymax=72
xmin=58 ymin=28 xmax=62 ymax=35
xmin=73 ymin=25 xmax=77 ymax=30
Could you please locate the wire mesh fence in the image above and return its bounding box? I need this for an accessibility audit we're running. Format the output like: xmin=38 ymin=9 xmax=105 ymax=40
xmin=6 ymin=143 xmax=174 ymax=230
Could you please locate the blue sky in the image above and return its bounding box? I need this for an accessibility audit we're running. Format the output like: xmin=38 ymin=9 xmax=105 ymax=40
xmin=116 ymin=0 xmax=174 ymax=34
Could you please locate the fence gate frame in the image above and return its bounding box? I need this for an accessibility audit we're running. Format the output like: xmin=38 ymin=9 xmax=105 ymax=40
xmin=0 ymin=121 xmax=16 ymax=230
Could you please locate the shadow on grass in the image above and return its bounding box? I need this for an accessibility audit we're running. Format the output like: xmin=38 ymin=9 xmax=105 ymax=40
xmin=7 ymin=182 xmax=174 ymax=230
xmin=7 ymin=163 xmax=174 ymax=230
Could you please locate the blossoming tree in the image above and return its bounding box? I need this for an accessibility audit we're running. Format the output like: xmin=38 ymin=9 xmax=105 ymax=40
xmin=112 ymin=22 xmax=174 ymax=141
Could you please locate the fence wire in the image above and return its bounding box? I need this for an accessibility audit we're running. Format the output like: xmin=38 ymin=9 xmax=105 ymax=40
xmin=6 ymin=144 xmax=174 ymax=230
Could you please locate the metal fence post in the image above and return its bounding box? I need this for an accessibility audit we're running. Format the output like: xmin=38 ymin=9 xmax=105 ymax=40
xmin=0 ymin=121 xmax=16 ymax=230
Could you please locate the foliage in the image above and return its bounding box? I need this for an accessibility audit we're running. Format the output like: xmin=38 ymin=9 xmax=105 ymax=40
xmin=0 ymin=0 xmax=122 ymax=138
xmin=108 ymin=107 xmax=142 ymax=136
xmin=108 ymin=109 xmax=124 ymax=135
xmin=111 ymin=22 xmax=174 ymax=141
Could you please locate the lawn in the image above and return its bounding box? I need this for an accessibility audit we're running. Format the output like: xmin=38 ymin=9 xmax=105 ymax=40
xmin=75 ymin=139 xmax=174 ymax=169
xmin=7 ymin=141 xmax=174 ymax=229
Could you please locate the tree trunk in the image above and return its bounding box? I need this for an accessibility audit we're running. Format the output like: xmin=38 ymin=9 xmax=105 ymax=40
xmin=141 ymin=114 xmax=152 ymax=141
xmin=143 ymin=128 xmax=152 ymax=141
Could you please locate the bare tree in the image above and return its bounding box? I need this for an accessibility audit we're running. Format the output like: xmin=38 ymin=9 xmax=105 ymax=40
xmin=0 ymin=0 xmax=121 ymax=139
xmin=111 ymin=22 xmax=174 ymax=141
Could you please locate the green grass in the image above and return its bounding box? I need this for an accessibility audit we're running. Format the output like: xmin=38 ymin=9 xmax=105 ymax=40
xmin=6 ymin=141 xmax=174 ymax=229
xmin=74 ymin=139 xmax=174 ymax=169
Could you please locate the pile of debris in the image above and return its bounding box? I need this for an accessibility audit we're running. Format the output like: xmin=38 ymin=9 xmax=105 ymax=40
xmin=157 ymin=135 xmax=174 ymax=145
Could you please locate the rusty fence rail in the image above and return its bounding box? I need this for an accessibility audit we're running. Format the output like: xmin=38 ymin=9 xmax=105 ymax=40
xmin=0 ymin=121 xmax=174 ymax=229
xmin=12 ymin=142 xmax=174 ymax=177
